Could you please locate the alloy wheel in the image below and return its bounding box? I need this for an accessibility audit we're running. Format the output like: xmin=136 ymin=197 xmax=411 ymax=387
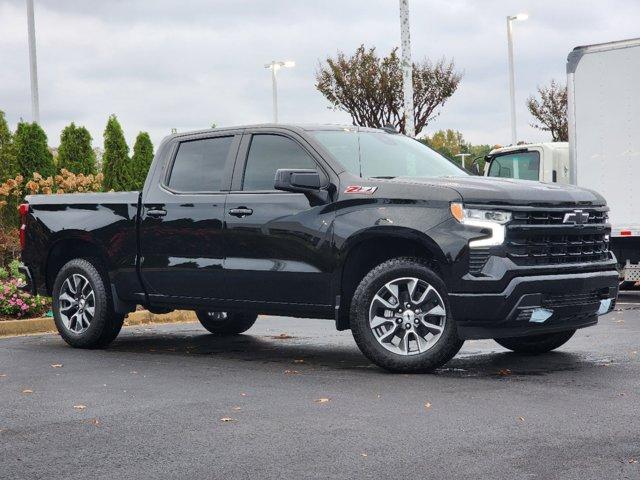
xmin=58 ymin=273 xmax=96 ymax=334
xmin=368 ymin=276 xmax=447 ymax=356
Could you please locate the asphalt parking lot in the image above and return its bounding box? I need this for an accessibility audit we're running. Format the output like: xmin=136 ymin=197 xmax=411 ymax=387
xmin=1 ymin=297 xmax=639 ymax=480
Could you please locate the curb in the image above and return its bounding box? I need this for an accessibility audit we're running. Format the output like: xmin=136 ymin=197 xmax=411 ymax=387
xmin=0 ymin=310 xmax=197 ymax=338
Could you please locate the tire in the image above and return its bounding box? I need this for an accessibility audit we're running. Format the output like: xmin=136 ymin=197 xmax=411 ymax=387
xmin=350 ymin=257 xmax=464 ymax=373
xmin=195 ymin=311 xmax=258 ymax=335
xmin=52 ymin=258 xmax=125 ymax=349
xmin=494 ymin=329 xmax=576 ymax=354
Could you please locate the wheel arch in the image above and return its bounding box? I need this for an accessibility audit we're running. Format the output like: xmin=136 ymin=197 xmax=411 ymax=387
xmin=45 ymin=232 xmax=110 ymax=295
xmin=335 ymin=227 xmax=449 ymax=330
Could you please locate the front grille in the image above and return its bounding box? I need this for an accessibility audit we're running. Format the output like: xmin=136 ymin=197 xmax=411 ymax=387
xmin=505 ymin=207 xmax=610 ymax=266
xmin=511 ymin=210 xmax=607 ymax=225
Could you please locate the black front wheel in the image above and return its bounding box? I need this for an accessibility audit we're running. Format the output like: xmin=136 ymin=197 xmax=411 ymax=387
xmin=494 ymin=329 xmax=576 ymax=354
xmin=350 ymin=257 xmax=464 ymax=373
xmin=195 ymin=311 xmax=258 ymax=335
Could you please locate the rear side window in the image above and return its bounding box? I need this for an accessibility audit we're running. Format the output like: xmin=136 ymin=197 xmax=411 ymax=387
xmin=243 ymin=134 xmax=318 ymax=191
xmin=168 ymin=136 xmax=233 ymax=191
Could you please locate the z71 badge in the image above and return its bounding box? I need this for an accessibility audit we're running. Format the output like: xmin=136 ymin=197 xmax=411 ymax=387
xmin=344 ymin=185 xmax=378 ymax=194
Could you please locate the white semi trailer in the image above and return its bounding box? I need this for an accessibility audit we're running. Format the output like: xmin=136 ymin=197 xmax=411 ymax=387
xmin=481 ymin=37 xmax=640 ymax=285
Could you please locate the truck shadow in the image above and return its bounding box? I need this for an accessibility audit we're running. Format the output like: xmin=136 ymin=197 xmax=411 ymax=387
xmin=105 ymin=326 xmax=604 ymax=379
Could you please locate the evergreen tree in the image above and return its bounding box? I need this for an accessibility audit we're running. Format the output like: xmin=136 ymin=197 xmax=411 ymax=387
xmin=13 ymin=121 xmax=55 ymax=179
xmin=130 ymin=132 xmax=154 ymax=190
xmin=57 ymin=122 xmax=96 ymax=174
xmin=0 ymin=111 xmax=17 ymax=181
xmin=102 ymin=115 xmax=131 ymax=191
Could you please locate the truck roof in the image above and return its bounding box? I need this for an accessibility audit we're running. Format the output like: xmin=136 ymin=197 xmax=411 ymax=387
xmin=489 ymin=142 xmax=568 ymax=156
xmin=567 ymin=37 xmax=640 ymax=74
xmin=166 ymin=123 xmax=391 ymax=140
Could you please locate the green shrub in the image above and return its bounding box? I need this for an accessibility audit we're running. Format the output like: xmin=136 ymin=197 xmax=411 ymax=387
xmin=58 ymin=123 xmax=97 ymax=174
xmin=13 ymin=121 xmax=55 ymax=181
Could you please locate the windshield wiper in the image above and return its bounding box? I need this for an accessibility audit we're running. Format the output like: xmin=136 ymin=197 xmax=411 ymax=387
xmin=370 ymin=176 xmax=396 ymax=179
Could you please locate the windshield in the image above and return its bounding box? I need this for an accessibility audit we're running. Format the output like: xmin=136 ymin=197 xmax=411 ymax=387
xmin=311 ymin=130 xmax=466 ymax=178
xmin=487 ymin=151 xmax=540 ymax=181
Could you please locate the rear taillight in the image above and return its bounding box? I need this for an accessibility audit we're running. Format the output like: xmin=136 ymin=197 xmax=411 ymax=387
xmin=19 ymin=203 xmax=28 ymax=250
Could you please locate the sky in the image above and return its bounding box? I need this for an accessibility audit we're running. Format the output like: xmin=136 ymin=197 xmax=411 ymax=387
xmin=1 ymin=0 xmax=639 ymax=150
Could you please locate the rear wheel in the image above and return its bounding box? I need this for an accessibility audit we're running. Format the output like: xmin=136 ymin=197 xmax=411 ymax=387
xmin=350 ymin=257 xmax=463 ymax=373
xmin=494 ymin=329 xmax=576 ymax=354
xmin=52 ymin=258 xmax=125 ymax=349
xmin=195 ymin=311 xmax=258 ymax=335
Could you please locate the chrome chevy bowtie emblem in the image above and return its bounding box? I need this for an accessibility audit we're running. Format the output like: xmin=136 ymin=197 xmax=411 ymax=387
xmin=563 ymin=209 xmax=590 ymax=225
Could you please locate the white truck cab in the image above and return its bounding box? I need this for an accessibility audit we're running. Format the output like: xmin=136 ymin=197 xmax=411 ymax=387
xmin=483 ymin=142 xmax=569 ymax=184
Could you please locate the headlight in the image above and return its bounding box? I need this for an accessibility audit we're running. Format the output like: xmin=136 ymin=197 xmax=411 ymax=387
xmin=450 ymin=202 xmax=512 ymax=248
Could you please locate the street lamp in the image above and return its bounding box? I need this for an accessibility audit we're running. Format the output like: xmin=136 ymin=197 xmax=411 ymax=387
xmin=26 ymin=0 xmax=40 ymax=124
xmin=399 ymin=0 xmax=415 ymax=137
xmin=455 ymin=153 xmax=471 ymax=169
xmin=264 ymin=60 xmax=295 ymax=123
xmin=506 ymin=13 xmax=528 ymax=145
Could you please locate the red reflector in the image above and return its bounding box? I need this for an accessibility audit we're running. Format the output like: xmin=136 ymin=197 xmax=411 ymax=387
xmin=621 ymin=230 xmax=632 ymax=236
xmin=19 ymin=203 xmax=29 ymax=217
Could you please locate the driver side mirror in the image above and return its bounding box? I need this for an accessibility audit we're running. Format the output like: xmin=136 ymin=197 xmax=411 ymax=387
xmin=274 ymin=169 xmax=329 ymax=205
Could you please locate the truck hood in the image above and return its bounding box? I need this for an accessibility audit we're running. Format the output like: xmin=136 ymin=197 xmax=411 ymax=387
xmin=394 ymin=176 xmax=606 ymax=207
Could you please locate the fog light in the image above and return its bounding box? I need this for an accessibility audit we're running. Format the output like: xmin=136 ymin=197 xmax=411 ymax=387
xmin=597 ymin=299 xmax=612 ymax=315
xmin=529 ymin=308 xmax=553 ymax=323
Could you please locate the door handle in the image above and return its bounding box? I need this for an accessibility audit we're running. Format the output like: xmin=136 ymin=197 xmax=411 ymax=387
xmin=146 ymin=208 xmax=167 ymax=218
xmin=228 ymin=207 xmax=253 ymax=218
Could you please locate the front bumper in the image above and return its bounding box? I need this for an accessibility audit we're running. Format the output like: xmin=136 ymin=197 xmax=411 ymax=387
xmin=450 ymin=270 xmax=618 ymax=339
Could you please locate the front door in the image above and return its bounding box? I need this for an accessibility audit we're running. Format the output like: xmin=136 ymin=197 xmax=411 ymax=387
xmin=139 ymin=131 xmax=241 ymax=304
xmin=223 ymin=131 xmax=336 ymax=307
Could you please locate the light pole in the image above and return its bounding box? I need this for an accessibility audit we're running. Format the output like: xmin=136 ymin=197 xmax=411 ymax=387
xmin=26 ymin=0 xmax=40 ymax=124
xmin=506 ymin=13 xmax=528 ymax=145
xmin=455 ymin=153 xmax=471 ymax=169
xmin=399 ymin=0 xmax=415 ymax=137
xmin=264 ymin=60 xmax=295 ymax=123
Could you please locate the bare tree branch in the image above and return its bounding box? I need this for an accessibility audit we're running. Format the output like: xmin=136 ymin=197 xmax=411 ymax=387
xmin=526 ymin=80 xmax=568 ymax=142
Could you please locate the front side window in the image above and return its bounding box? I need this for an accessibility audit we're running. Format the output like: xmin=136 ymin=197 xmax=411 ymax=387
xmin=487 ymin=151 xmax=540 ymax=181
xmin=243 ymin=134 xmax=318 ymax=191
xmin=168 ymin=136 xmax=233 ymax=191
xmin=311 ymin=130 xmax=465 ymax=178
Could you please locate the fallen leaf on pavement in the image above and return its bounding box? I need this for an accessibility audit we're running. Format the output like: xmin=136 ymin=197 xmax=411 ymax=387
xmin=87 ymin=418 xmax=100 ymax=427
xmin=74 ymin=405 xmax=87 ymax=410
xmin=517 ymin=416 xmax=525 ymax=422
xmin=220 ymin=417 xmax=235 ymax=422
xmin=361 ymin=453 xmax=368 ymax=458
xmin=293 ymin=359 xmax=305 ymax=363
xmin=629 ymin=458 xmax=638 ymax=464
xmin=232 ymin=406 xmax=242 ymax=411
xmin=284 ymin=370 xmax=300 ymax=375
xmin=498 ymin=368 xmax=512 ymax=376
xmin=50 ymin=364 xmax=63 ymax=368
xmin=314 ymin=398 xmax=331 ymax=404
xmin=424 ymin=402 xmax=432 ymax=410
xmin=22 ymin=389 xmax=33 ymax=395
xmin=240 ymin=393 xmax=247 ymax=397
xmin=0 ymin=374 xmax=6 ymax=378
xmin=130 ymin=371 xmax=138 ymax=374
xmin=272 ymin=333 xmax=294 ymax=340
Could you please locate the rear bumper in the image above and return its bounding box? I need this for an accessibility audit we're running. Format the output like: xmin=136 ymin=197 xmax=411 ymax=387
xmin=449 ymin=270 xmax=618 ymax=339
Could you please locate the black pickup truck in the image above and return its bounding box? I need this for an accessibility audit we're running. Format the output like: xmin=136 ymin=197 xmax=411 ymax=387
xmin=19 ymin=124 xmax=618 ymax=372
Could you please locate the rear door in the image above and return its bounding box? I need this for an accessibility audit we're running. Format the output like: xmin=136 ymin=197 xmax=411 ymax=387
xmin=223 ymin=128 xmax=336 ymax=307
xmin=139 ymin=130 xmax=241 ymax=304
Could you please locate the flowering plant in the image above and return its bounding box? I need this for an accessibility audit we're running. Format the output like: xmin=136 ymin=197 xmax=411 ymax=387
xmin=0 ymin=277 xmax=50 ymax=318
